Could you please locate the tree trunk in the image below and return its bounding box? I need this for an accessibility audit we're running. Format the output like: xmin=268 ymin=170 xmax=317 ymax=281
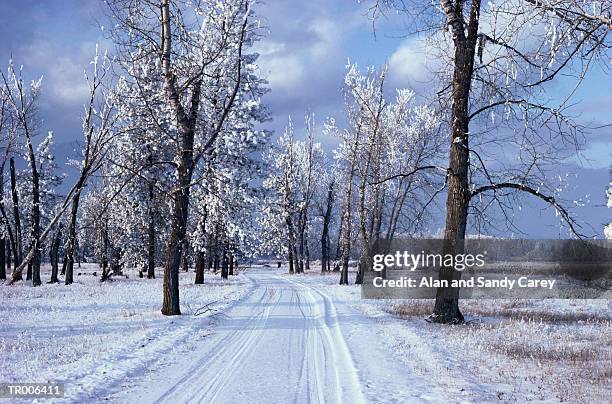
xmin=65 ymin=190 xmax=82 ymax=285
xmin=9 ymin=158 xmax=22 ymax=278
xmin=305 ymin=242 xmax=310 ymax=271
xmin=195 ymin=250 xmax=205 ymax=284
xmin=6 ymin=240 xmax=11 ymax=272
xmin=0 ymin=237 xmax=6 ymax=280
xmin=286 ymin=214 xmax=296 ymax=274
xmin=25 ymin=138 xmax=42 ymax=287
xmin=49 ymin=224 xmax=62 ymax=283
xmin=228 ymin=252 xmax=234 ymax=276
xmin=147 ymin=180 xmax=156 ymax=279
xmin=321 ymin=184 xmax=333 ymax=273
xmin=100 ymin=224 xmax=111 ymax=282
xmin=220 ymin=247 xmax=229 ymax=280
xmin=0 ymin=167 xmax=5 ymax=280
xmin=432 ymin=0 xmax=481 ymax=324
xmin=162 ymin=184 xmax=189 ymax=315
xmin=297 ymin=211 xmax=305 ymax=274
xmin=159 ymin=0 xmax=202 ymax=316
xmin=61 ymin=249 xmax=67 ymax=275
xmin=181 ymin=241 xmax=189 ymax=272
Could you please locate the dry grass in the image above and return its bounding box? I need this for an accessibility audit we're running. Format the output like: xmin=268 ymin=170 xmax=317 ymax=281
xmin=385 ymin=299 xmax=612 ymax=402
xmin=386 ymin=299 xmax=611 ymax=323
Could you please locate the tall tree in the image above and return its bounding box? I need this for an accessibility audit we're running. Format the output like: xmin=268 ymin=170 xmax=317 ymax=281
xmin=107 ymin=0 xmax=267 ymax=314
xmin=371 ymin=0 xmax=610 ymax=323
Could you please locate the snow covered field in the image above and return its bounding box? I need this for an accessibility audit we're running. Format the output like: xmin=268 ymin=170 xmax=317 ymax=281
xmin=1 ymin=264 xmax=610 ymax=403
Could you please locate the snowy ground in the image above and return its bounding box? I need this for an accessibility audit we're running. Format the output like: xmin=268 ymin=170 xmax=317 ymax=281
xmin=0 ymin=264 xmax=610 ymax=403
xmin=299 ymin=270 xmax=611 ymax=403
xmin=0 ymin=264 xmax=252 ymax=402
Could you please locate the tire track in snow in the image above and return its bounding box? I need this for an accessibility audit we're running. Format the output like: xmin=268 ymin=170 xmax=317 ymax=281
xmin=153 ymin=281 xmax=275 ymax=403
xmin=118 ymin=270 xmax=367 ymax=403
xmin=284 ymin=276 xmax=366 ymax=404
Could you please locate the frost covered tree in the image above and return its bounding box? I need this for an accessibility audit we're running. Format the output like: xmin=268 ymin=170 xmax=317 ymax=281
xmin=62 ymin=51 xmax=118 ymax=286
xmin=261 ymin=120 xmax=300 ymax=273
xmin=329 ymin=64 xmax=443 ymax=284
xmin=104 ymin=62 xmax=175 ymax=280
xmin=0 ymin=83 xmax=11 ymax=280
xmin=1 ymin=63 xmax=45 ymax=286
xmin=370 ymin=0 xmax=611 ymax=323
xmin=261 ymin=117 xmax=322 ymax=274
xmin=106 ymin=0 xmax=268 ymax=314
xmin=36 ymin=132 xmax=65 ymax=283
xmin=314 ymin=159 xmax=340 ymax=273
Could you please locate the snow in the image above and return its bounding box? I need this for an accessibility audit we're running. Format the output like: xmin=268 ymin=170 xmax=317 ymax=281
xmin=0 ymin=264 xmax=252 ymax=401
xmin=1 ymin=265 xmax=609 ymax=402
xmin=298 ymin=270 xmax=611 ymax=402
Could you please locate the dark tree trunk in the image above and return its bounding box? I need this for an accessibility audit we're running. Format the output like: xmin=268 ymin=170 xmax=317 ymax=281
xmin=355 ymin=257 xmax=364 ymax=285
xmin=321 ymin=184 xmax=333 ymax=273
xmin=0 ymin=237 xmax=6 ymax=280
xmin=431 ymin=0 xmax=482 ymax=324
xmin=26 ymin=251 xmax=32 ymax=280
xmin=77 ymin=241 xmax=81 ymax=268
xmin=49 ymin=224 xmax=62 ymax=283
xmin=286 ymin=214 xmax=296 ymax=274
xmin=287 ymin=243 xmax=294 ymax=274
xmin=339 ymin=253 xmax=349 ymax=285
xmin=160 ymin=0 xmax=204 ymax=316
xmin=6 ymin=239 xmax=11 ymax=273
xmin=100 ymin=225 xmax=111 ymax=281
xmin=181 ymin=241 xmax=189 ymax=272
xmin=220 ymin=247 xmax=229 ymax=280
xmin=162 ymin=183 xmax=190 ymax=315
xmin=207 ymin=244 xmax=214 ymax=270
xmin=293 ymin=247 xmax=299 ymax=277
xmin=65 ymin=189 xmax=82 ymax=285
xmin=297 ymin=213 xmax=305 ymax=274
xmin=228 ymin=252 xmax=234 ymax=276
xmin=147 ymin=180 xmax=156 ymax=279
xmin=61 ymin=249 xmax=67 ymax=275
xmin=0 ymin=168 xmax=7 ymax=281
xmin=24 ymin=137 xmax=42 ymax=286
xmin=9 ymin=158 xmax=22 ymax=278
xmin=214 ymin=251 xmax=220 ymax=273
xmin=195 ymin=250 xmax=205 ymax=284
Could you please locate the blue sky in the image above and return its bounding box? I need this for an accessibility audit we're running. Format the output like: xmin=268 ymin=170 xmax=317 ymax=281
xmin=1 ymin=0 xmax=610 ymax=237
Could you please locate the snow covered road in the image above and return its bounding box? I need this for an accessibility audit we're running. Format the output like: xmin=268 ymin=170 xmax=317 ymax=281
xmin=142 ymin=271 xmax=365 ymax=403
xmin=113 ymin=268 xmax=444 ymax=403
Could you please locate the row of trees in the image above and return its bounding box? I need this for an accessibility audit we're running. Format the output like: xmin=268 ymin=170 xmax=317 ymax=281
xmin=260 ymin=65 xmax=443 ymax=286
xmin=1 ymin=0 xmax=269 ymax=319
xmin=262 ymin=0 xmax=610 ymax=323
xmin=1 ymin=0 xmax=609 ymax=324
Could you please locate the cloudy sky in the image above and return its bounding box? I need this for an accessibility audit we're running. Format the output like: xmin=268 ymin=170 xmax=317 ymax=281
xmin=1 ymin=0 xmax=610 ymax=237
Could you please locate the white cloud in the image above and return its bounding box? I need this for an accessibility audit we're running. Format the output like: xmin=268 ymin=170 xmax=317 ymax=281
xmin=308 ymin=18 xmax=343 ymax=61
xmin=254 ymin=16 xmax=346 ymax=95
xmin=256 ymin=51 xmax=305 ymax=92
xmin=388 ymin=38 xmax=430 ymax=84
xmin=18 ymin=40 xmax=103 ymax=104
